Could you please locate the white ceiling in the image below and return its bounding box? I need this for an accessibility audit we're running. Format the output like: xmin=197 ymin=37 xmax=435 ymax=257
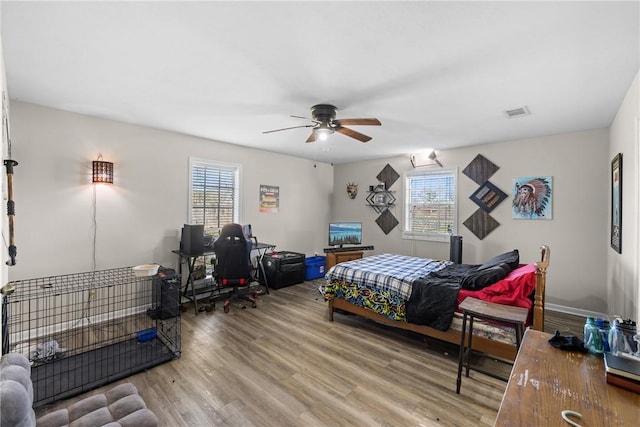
xmin=1 ymin=1 xmax=638 ymax=164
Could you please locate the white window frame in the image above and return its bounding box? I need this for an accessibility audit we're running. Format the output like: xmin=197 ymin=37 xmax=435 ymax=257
xmin=188 ymin=158 xmax=242 ymax=230
xmin=402 ymin=168 xmax=457 ymax=242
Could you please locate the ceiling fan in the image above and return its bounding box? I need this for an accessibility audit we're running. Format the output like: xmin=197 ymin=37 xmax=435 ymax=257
xmin=263 ymin=104 xmax=381 ymax=143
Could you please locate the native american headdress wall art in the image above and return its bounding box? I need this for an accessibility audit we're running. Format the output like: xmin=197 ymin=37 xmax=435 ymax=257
xmin=512 ymin=176 xmax=553 ymax=220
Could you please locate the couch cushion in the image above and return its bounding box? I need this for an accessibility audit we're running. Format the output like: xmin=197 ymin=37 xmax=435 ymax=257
xmin=69 ymin=407 xmax=114 ymax=427
xmin=1 ymin=380 xmax=36 ymax=427
xmin=117 ymin=409 xmax=159 ymax=427
xmin=0 ymin=353 xmax=36 ymax=427
xmin=108 ymin=394 xmax=147 ymax=421
xmin=1 ymin=351 xmax=157 ymax=427
xmin=37 ymin=382 xmax=158 ymax=427
xmin=68 ymin=393 xmax=109 ymax=421
xmin=105 ymin=383 xmax=139 ymax=403
xmin=36 ymin=410 xmax=70 ymax=427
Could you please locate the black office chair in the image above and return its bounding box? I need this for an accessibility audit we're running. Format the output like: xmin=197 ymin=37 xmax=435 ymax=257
xmin=242 ymin=224 xmax=258 ymax=246
xmin=213 ymin=223 xmax=258 ymax=313
xmin=242 ymin=224 xmax=262 ymax=282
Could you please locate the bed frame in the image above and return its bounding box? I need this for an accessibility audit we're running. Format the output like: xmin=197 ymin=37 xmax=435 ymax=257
xmin=327 ymin=245 xmax=550 ymax=361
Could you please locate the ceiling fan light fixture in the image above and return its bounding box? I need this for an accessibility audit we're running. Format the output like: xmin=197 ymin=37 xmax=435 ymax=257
xmin=316 ymin=122 xmax=334 ymax=141
xmin=264 ymin=104 xmax=380 ymax=144
xmin=317 ymin=129 xmax=332 ymax=141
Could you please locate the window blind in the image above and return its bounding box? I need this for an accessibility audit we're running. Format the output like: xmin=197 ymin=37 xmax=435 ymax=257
xmin=403 ymin=169 xmax=457 ymax=241
xmin=190 ymin=160 xmax=240 ymax=229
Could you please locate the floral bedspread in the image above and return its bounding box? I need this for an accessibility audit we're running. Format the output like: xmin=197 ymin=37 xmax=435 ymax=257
xmin=323 ymin=279 xmax=407 ymax=321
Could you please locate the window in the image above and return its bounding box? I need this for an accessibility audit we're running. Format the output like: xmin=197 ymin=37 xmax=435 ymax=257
xmin=189 ymin=158 xmax=241 ymax=230
xmin=403 ymin=168 xmax=457 ymax=241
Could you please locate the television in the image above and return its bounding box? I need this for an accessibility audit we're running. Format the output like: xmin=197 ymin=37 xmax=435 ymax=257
xmin=328 ymin=222 xmax=362 ymax=247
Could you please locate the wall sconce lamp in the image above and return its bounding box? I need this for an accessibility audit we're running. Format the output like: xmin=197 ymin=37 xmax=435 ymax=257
xmin=92 ymin=155 xmax=113 ymax=184
xmin=410 ymin=150 xmax=443 ymax=168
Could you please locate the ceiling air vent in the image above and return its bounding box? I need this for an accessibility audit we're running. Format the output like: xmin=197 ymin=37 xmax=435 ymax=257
xmin=505 ymin=106 xmax=530 ymax=118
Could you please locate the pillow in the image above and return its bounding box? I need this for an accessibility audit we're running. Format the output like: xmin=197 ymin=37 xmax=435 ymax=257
xmin=459 ymin=262 xmax=512 ymax=290
xmin=478 ymin=249 xmax=519 ymax=271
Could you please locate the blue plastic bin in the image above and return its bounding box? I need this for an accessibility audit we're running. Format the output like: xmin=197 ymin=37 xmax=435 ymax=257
xmin=305 ymin=256 xmax=326 ymax=280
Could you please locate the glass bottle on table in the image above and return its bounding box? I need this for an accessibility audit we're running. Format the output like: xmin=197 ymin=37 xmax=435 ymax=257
xmin=584 ymin=317 xmax=602 ymax=354
xmin=596 ymin=318 xmax=610 ymax=352
xmin=609 ymin=318 xmax=638 ymax=355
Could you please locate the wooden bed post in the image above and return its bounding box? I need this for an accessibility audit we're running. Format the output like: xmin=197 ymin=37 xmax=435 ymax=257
xmin=533 ymin=245 xmax=550 ymax=332
xmin=328 ymin=299 xmax=334 ymax=321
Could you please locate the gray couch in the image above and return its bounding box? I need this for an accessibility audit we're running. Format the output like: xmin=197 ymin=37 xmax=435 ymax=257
xmin=0 ymin=352 xmax=158 ymax=427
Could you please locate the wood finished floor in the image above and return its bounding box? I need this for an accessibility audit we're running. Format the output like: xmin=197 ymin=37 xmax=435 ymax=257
xmin=35 ymin=281 xmax=584 ymax=427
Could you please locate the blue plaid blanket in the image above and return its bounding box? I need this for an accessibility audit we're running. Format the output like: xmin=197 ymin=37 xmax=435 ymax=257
xmin=325 ymin=253 xmax=451 ymax=300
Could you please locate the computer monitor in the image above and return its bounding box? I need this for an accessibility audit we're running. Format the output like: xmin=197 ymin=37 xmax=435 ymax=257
xmin=181 ymin=224 xmax=204 ymax=255
xmin=242 ymin=224 xmax=253 ymax=239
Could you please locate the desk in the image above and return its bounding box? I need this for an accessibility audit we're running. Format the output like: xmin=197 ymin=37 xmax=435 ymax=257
xmin=252 ymin=242 xmax=277 ymax=291
xmin=495 ymin=329 xmax=640 ymax=426
xmin=172 ymin=249 xmax=216 ymax=314
xmin=172 ymin=241 xmax=275 ymax=314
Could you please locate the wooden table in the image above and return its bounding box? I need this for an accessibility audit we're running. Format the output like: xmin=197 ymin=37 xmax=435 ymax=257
xmin=457 ymin=297 xmax=529 ymax=394
xmin=495 ymin=329 xmax=640 ymax=426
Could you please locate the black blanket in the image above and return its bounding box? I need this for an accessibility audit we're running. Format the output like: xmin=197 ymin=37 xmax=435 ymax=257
xmin=405 ymin=263 xmax=477 ymax=331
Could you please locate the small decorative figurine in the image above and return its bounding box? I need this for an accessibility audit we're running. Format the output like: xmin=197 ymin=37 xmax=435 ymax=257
xmin=346 ymin=182 xmax=358 ymax=199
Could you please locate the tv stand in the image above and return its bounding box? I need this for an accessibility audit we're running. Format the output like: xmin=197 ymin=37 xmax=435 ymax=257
xmin=324 ymin=245 xmax=374 ymax=270
xmin=323 ymin=245 xmax=374 ymax=253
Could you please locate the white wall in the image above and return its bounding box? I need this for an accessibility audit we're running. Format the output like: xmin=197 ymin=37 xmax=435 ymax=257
xmin=7 ymin=101 xmax=333 ymax=280
xmin=333 ymin=128 xmax=610 ymax=314
xmin=1 ymin=39 xmax=8 ymax=288
xmin=608 ymin=71 xmax=639 ymax=321
xmin=4 ymin=79 xmax=637 ymax=320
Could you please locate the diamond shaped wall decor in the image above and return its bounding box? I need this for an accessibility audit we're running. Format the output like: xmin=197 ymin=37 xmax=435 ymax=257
xmin=463 ymin=209 xmax=500 ymax=240
xmin=462 ymin=154 xmax=499 ymax=185
xmin=375 ymin=209 xmax=399 ymax=235
xmin=376 ymin=164 xmax=400 ymax=190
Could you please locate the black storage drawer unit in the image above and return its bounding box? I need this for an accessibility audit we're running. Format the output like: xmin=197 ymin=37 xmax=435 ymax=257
xmin=261 ymin=251 xmax=306 ymax=289
xmin=148 ymin=267 xmax=181 ymax=319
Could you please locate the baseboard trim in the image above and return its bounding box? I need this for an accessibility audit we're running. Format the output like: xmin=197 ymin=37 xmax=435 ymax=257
xmin=546 ymin=303 xmax=608 ymax=320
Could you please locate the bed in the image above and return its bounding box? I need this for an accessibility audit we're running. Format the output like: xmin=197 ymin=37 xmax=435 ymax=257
xmin=322 ymin=245 xmax=549 ymax=361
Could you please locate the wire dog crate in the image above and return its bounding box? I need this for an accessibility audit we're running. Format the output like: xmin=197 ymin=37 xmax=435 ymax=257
xmin=1 ymin=266 xmax=181 ymax=408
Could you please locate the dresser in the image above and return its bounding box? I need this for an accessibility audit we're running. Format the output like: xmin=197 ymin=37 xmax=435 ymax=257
xmin=325 ymin=250 xmax=363 ymax=270
xmin=495 ymin=329 xmax=640 ymax=426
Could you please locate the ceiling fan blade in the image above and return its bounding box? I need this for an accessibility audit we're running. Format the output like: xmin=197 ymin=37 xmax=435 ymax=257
xmin=263 ymin=124 xmax=314 ymax=134
xmin=336 ymin=126 xmax=372 ymax=142
xmin=334 ymin=118 xmax=381 ymax=126
xmin=306 ymin=130 xmax=317 ymax=143
xmin=291 ymin=115 xmax=322 ymax=124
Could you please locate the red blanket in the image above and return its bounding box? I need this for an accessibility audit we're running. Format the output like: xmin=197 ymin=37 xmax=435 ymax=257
xmin=456 ymin=263 xmax=537 ymax=326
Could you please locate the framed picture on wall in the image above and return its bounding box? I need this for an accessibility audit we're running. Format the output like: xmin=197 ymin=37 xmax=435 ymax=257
xmin=259 ymin=184 xmax=279 ymax=213
xmin=469 ymin=181 xmax=507 ymax=213
xmin=511 ymin=176 xmax=553 ymax=220
xmin=611 ymin=153 xmax=622 ymax=253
